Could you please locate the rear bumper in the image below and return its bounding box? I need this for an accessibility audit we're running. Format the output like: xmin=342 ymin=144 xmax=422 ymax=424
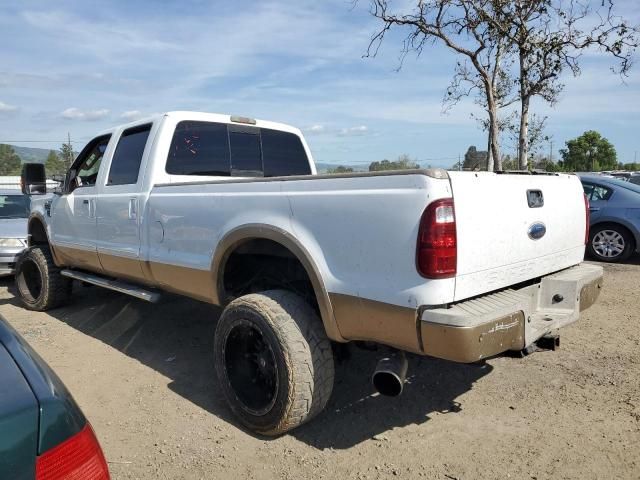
xmin=420 ymin=263 xmax=604 ymax=363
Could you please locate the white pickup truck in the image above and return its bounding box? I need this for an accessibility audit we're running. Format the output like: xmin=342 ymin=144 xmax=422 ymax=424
xmin=17 ymin=111 xmax=603 ymax=435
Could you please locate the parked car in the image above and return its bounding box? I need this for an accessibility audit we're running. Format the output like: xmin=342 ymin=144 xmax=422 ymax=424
xmin=579 ymin=174 xmax=640 ymax=262
xmin=0 ymin=190 xmax=29 ymax=275
xmin=0 ymin=314 xmax=110 ymax=479
xmin=17 ymin=111 xmax=602 ymax=435
xmin=628 ymin=174 xmax=640 ymax=186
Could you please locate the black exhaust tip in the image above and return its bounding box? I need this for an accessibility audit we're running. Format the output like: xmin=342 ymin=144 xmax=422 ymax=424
xmin=372 ymin=353 xmax=408 ymax=396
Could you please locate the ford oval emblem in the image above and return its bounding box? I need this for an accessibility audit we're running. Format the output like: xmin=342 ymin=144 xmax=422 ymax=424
xmin=528 ymin=222 xmax=546 ymax=240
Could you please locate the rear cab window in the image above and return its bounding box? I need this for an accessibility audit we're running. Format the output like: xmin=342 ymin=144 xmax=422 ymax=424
xmin=165 ymin=120 xmax=311 ymax=178
xmin=166 ymin=121 xmax=230 ymax=176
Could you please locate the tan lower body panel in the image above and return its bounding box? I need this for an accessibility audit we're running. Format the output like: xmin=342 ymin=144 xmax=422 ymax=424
xmin=421 ymin=312 xmax=525 ymax=363
xmin=53 ymin=245 xmax=102 ymax=271
xmin=329 ymin=293 xmax=422 ymax=354
xmin=148 ymin=261 xmax=216 ymax=304
xmin=98 ymin=253 xmax=147 ymax=283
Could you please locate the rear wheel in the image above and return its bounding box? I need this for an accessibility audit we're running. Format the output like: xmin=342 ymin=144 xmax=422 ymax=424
xmin=15 ymin=246 xmax=72 ymax=311
xmin=214 ymin=290 xmax=334 ymax=436
xmin=587 ymin=224 xmax=634 ymax=263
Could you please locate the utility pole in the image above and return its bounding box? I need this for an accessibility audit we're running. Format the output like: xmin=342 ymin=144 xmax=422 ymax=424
xmin=66 ymin=133 xmax=73 ymax=169
xmin=458 ymin=154 xmax=461 ymax=171
xmin=549 ymin=140 xmax=553 ymax=164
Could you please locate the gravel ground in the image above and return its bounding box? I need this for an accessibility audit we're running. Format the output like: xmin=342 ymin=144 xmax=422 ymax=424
xmin=1 ymin=258 xmax=638 ymax=480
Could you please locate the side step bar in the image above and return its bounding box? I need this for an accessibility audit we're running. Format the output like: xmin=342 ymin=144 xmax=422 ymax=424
xmin=61 ymin=270 xmax=161 ymax=303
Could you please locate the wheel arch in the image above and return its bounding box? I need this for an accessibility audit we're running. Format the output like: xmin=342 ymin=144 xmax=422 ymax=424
xmin=28 ymin=214 xmax=50 ymax=246
xmin=27 ymin=214 xmax=63 ymax=265
xmin=211 ymin=224 xmax=344 ymax=342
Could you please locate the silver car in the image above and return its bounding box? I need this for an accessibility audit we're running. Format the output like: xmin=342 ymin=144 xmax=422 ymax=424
xmin=0 ymin=190 xmax=29 ymax=275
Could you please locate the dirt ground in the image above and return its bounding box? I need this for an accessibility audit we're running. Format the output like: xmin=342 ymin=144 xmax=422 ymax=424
xmin=1 ymin=258 xmax=639 ymax=480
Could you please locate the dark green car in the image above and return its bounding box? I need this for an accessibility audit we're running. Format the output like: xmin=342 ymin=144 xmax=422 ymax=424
xmin=0 ymin=315 xmax=110 ymax=479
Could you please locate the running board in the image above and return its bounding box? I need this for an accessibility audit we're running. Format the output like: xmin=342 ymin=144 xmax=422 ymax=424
xmin=61 ymin=270 xmax=161 ymax=303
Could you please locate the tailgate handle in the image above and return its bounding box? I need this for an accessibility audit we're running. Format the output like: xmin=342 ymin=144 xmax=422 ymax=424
xmin=527 ymin=190 xmax=544 ymax=208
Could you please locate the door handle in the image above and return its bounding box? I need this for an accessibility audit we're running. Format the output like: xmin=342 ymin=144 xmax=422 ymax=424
xmin=83 ymin=199 xmax=89 ymax=204
xmin=589 ymin=207 xmax=600 ymax=212
xmin=128 ymin=198 xmax=138 ymax=220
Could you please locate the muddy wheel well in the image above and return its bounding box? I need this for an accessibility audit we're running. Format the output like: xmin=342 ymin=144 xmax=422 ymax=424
xmin=29 ymin=219 xmax=49 ymax=246
xmin=221 ymin=238 xmax=318 ymax=313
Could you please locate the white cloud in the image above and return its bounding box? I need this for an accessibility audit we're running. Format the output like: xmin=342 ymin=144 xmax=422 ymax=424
xmin=304 ymin=124 xmax=327 ymax=135
xmin=338 ymin=125 xmax=369 ymax=136
xmin=120 ymin=110 xmax=144 ymax=121
xmin=60 ymin=107 xmax=110 ymax=121
xmin=0 ymin=101 xmax=18 ymax=113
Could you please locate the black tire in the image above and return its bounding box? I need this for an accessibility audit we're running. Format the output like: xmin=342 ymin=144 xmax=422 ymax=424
xmin=214 ymin=290 xmax=334 ymax=436
xmin=587 ymin=223 xmax=635 ymax=263
xmin=15 ymin=245 xmax=72 ymax=311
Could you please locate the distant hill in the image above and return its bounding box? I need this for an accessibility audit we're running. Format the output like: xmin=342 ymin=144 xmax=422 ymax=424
xmin=4 ymin=144 xmax=52 ymax=164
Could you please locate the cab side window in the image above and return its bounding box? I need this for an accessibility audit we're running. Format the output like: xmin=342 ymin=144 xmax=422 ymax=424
xmin=70 ymin=135 xmax=111 ymax=191
xmin=108 ymin=124 xmax=152 ymax=185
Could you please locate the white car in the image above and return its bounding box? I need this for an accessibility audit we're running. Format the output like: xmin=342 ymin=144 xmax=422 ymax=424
xmin=0 ymin=190 xmax=29 ymax=275
xmin=17 ymin=111 xmax=602 ymax=434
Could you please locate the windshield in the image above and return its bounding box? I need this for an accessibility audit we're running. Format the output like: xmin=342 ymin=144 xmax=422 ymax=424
xmin=0 ymin=194 xmax=30 ymax=219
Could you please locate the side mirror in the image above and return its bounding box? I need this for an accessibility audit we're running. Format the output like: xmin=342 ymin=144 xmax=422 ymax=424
xmin=21 ymin=163 xmax=47 ymax=195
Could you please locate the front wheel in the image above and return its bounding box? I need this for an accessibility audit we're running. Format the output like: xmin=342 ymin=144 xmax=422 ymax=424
xmin=15 ymin=245 xmax=72 ymax=311
xmin=213 ymin=290 xmax=334 ymax=436
xmin=587 ymin=224 xmax=634 ymax=263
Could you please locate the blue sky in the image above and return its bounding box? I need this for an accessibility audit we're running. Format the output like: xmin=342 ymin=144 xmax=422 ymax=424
xmin=1 ymin=0 xmax=639 ymax=167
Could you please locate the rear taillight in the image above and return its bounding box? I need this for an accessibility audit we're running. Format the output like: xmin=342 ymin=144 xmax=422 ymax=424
xmin=416 ymin=198 xmax=457 ymax=278
xmin=36 ymin=424 xmax=109 ymax=480
xmin=583 ymin=193 xmax=590 ymax=245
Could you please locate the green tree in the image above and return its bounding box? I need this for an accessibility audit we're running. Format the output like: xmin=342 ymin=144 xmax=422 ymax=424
xmin=326 ymin=166 xmax=354 ymax=174
xmin=560 ymin=131 xmax=617 ymax=172
xmin=619 ymin=162 xmax=639 ymax=171
xmin=59 ymin=142 xmax=75 ymax=170
xmin=45 ymin=150 xmax=68 ymax=176
xmin=369 ymin=154 xmax=420 ymax=172
xmin=0 ymin=144 xmax=23 ymax=175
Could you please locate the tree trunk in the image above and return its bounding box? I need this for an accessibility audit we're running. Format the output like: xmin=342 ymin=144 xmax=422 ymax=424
xmin=487 ymin=102 xmax=501 ymax=171
xmin=518 ymin=49 xmax=529 ymax=171
xmin=518 ymin=95 xmax=530 ymax=170
xmin=486 ymin=121 xmax=493 ymax=169
xmin=485 ymin=83 xmax=501 ymax=171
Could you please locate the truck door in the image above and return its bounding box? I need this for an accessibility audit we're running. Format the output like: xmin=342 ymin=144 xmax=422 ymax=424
xmin=96 ymin=123 xmax=152 ymax=282
xmin=50 ymin=135 xmax=111 ymax=271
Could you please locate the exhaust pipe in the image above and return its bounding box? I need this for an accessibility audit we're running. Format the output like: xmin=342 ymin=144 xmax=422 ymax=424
xmin=372 ymin=352 xmax=408 ymax=396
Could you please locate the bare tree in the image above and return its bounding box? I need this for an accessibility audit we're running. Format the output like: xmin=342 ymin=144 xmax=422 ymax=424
xmin=481 ymin=0 xmax=639 ymax=169
xmin=367 ymin=0 xmax=509 ymax=171
xmin=444 ymin=37 xmax=517 ymax=169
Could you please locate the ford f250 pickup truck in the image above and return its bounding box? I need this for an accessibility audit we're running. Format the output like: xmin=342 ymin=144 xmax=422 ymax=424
xmin=17 ymin=111 xmax=603 ymax=435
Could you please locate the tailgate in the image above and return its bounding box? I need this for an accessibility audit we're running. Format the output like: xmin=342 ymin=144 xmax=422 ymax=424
xmin=449 ymin=172 xmax=587 ymax=301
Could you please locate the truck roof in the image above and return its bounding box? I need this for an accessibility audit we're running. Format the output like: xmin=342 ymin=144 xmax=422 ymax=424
xmin=96 ymin=111 xmax=303 ymax=137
